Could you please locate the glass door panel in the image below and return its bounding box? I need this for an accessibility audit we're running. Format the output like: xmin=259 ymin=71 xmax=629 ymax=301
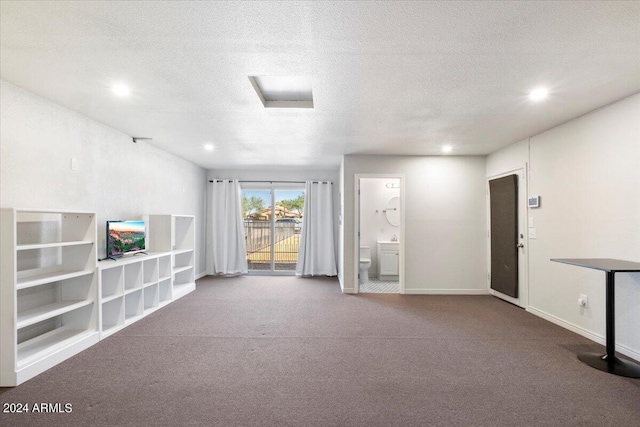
xmin=274 ymin=189 xmax=305 ymax=271
xmin=242 ymin=189 xmax=272 ymax=271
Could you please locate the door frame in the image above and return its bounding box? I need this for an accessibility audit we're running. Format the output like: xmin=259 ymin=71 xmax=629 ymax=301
xmin=242 ymin=183 xmax=305 ymax=276
xmin=353 ymin=173 xmax=406 ymax=294
xmin=486 ymin=165 xmax=529 ymax=308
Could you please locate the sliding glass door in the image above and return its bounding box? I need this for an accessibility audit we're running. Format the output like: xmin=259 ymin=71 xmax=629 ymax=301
xmin=242 ymin=186 xmax=305 ymax=274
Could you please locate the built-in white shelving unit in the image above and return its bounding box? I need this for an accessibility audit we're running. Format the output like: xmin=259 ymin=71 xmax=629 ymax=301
xmin=1 ymin=209 xmax=198 ymax=386
xmin=1 ymin=209 xmax=100 ymax=387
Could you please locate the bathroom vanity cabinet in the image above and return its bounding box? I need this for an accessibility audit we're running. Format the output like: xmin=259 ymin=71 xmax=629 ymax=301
xmin=377 ymin=241 xmax=399 ymax=280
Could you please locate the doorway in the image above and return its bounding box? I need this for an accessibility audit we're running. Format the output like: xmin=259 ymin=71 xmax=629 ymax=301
xmin=487 ymin=167 xmax=528 ymax=308
xmin=242 ymin=185 xmax=305 ymax=274
xmin=355 ymin=175 xmax=405 ymax=293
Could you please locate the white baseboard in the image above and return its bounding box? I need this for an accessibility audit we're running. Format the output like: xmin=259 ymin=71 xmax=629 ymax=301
xmin=342 ymin=288 xmax=356 ymax=294
xmin=527 ymin=306 xmax=640 ymax=362
xmin=403 ymin=289 xmax=489 ymax=295
xmin=195 ymin=271 xmax=207 ymax=280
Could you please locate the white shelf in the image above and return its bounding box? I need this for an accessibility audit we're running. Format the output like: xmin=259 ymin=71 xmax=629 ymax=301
xmin=173 ymin=265 xmax=193 ymax=275
xmin=17 ymin=328 xmax=97 ymax=369
xmin=158 ymin=275 xmax=171 ymax=282
xmin=173 ymin=282 xmax=194 ymax=295
xmin=17 ymin=300 xmax=94 ymax=329
xmin=17 ymin=240 xmax=94 ymax=251
xmin=17 ymin=270 xmax=94 ymax=290
xmin=125 ymin=314 xmax=143 ymax=324
xmin=172 ymin=248 xmax=193 ymax=255
xmin=124 ymin=287 xmax=141 ymax=296
xmin=101 ymin=293 xmax=122 ymax=304
xmin=143 ymin=281 xmax=157 ymax=288
xmin=101 ymin=323 xmax=125 ymax=338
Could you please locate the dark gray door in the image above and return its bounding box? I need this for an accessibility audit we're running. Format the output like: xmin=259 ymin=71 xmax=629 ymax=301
xmin=489 ymin=175 xmax=518 ymax=298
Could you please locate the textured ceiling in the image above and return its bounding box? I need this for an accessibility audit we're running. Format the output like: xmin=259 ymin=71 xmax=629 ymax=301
xmin=1 ymin=1 xmax=639 ymax=169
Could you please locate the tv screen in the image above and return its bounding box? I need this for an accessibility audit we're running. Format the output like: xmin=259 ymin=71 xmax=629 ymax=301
xmin=107 ymin=220 xmax=146 ymax=258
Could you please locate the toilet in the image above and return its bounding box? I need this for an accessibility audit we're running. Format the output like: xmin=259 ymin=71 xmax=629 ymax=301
xmin=359 ymin=246 xmax=372 ymax=285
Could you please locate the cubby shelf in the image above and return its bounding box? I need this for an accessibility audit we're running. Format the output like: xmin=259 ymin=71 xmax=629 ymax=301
xmin=98 ymin=246 xmax=193 ymax=337
xmin=149 ymin=214 xmax=196 ymax=301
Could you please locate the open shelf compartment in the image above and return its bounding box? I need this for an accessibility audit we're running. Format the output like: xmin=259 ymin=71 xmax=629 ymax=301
xmin=101 ymin=266 xmax=124 ymax=299
xmin=124 ymin=289 xmax=143 ymax=322
xmin=173 ymin=250 xmax=194 ymax=270
xmin=17 ymin=304 xmax=96 ymax=369
xmin=144 ymin=284 xmax=159 ymax=312
xmin=158 ymin=278 xmax=172 ymax=304
xmin=124 ymin=262 xmax=142 ymax=291
xmin=158 ymin=255 xmax=171 ymax=280
xmin=172 ymin=216 xmax=194 ymax=252
xmin=143 ymin=257 xmax=158 ymax=286
xmin=17 ymin=274 xmax=96 ymax=329
xmin=101 ymin=297 xmax=124 ymax=335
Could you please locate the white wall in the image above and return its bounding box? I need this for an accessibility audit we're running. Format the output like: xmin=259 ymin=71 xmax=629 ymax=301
xmin=486 ymin=139 xmax=529 ymax=178
xmin=343 ymin=155 xmax=488 ymax=294
xmin=487 ymin=93 xmax=640 ymax=360
xmin=0 ymin=81 xmax=207 ymax=276
xmin=359 ymin=178 xmax=400 ymax=277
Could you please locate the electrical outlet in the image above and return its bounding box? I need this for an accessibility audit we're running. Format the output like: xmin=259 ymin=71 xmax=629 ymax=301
xmin=578 ymin=294 xmax=588 ymax=308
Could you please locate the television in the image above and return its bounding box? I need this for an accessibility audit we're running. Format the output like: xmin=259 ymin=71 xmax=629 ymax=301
xmin=106 ymin=220 xmax=146 ymax=258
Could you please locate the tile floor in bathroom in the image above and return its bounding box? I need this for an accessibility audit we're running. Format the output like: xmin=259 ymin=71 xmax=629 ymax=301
xmin=359 ymin=277 xmax=400 ymax=293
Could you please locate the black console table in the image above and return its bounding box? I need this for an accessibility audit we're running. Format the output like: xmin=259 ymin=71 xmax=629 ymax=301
xmin=551 ymin=258 xmax=640 ymax=378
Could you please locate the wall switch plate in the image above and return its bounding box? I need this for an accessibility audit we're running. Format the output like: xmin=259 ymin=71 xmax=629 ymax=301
xmin=528 ymin=228 xmax=537 ymax=239
xmin=70 ymin=157 xmax=79 ymax=171
xmin=528 ymin=217 xmax=534 ymax=228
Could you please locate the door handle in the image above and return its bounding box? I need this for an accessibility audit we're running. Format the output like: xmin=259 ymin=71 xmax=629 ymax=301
xmin=517 ymin=243 xmax=524 ymax=248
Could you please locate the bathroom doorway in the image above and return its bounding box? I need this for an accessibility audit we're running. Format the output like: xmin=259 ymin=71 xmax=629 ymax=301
xmin=355 ymin=175 xmax=405 ymax=293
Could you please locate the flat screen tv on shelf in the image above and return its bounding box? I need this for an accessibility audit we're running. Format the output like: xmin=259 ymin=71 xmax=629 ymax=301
xmin=106 ymin=220 xmax=146 ymax=258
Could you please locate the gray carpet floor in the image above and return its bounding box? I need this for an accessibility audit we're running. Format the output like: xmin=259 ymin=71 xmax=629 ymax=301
xmin=1 ymin=275 xmax=639 ymax=426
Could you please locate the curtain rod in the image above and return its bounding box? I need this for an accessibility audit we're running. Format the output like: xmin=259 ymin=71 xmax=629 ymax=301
xmin=209 ymin=180 xmax=332 ymax=184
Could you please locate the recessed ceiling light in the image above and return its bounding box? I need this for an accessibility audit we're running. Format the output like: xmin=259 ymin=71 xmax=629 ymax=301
xmin=203 ymin=144 xmax=214 ymax=151
xmin=112 ymin=83 xmax=130 ymax=97
xmin=529 ymin=87 xmax=549 ymax=102
xmin=248 ymin=76 xmax=313 ymax=108
xmin=442 ymin=145 xmax=453 ymax=154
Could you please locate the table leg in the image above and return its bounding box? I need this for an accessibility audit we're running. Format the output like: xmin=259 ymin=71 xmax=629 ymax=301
xmin=577 ymin=271 xmax=640 ymax=378
xmin=605 ymin=270 xmax=616 ymax=360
